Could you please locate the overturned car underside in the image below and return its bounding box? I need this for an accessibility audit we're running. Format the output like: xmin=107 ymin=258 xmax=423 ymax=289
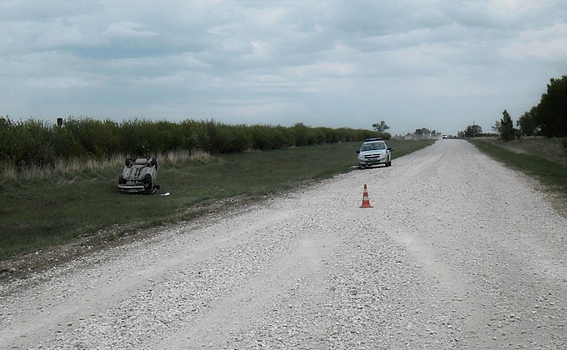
xmin=118 ymin=157 xmax=159 ymax=194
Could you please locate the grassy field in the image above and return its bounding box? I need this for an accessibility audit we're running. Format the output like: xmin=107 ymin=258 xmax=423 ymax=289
xmin=471 ymin=137 xmax=567 ymax=167
xmin=0 ymin=139 xmax=435 ymax=261
xmin=467 ymin=137 xmax=567 ymax=217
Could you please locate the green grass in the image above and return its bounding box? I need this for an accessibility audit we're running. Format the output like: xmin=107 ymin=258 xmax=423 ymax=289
xmin=468 ymin=138 xmax=567 ymax=191
xmin=0 ymin=140 xmax=434 ymax=261
xmin=472 ymin=137 xmax=567 ymax=167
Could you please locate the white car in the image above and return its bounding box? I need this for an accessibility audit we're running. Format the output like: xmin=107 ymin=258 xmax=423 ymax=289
xmin=356 ymin=138 xmax=392 ymax=169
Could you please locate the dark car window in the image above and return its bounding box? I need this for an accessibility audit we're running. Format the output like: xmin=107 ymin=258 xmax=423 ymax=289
xmin=361 ymin=142 xmax=385 ymax=151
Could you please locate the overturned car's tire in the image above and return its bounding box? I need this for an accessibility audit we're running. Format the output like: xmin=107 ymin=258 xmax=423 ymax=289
xmin=125 ymin=158 xmax=133 ymax=166
xmin=143 ymin=174 xmax=153 ymax=190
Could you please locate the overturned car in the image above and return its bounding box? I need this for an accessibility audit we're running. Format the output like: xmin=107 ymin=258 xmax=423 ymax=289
xmin=118 ymin=157 xmax=159 ymax=194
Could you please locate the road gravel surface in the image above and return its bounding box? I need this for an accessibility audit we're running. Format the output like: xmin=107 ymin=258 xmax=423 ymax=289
xmin=1 ymin=140 xmax=566 ymax=349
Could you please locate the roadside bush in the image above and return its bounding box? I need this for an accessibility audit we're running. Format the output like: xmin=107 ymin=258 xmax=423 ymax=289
xmin=313 ymin=127 xmax=332 ymax=144
xmin=210 ymin=123 xmax=252 ymax=154
xmin=1 ymin=116 xmax=374 ymax=174
xmin=290 ymin=123 xmax=317 ymax=146
xmin=153 ymin=120 xmax=185 ymax=152
xmin=50 ymin=125 xmax=84 ymax=159
xmin=178 ymin=120 xmax=202 ymax=151
xmin=0 ymin=117 xmax=16 ymax=163
xmin=0 ymin=118 xmax=54 ymax=167
xmin=249 ymin=125 xmax=293 ymax=150
xmin=249 ymin=125 xmax=272 ymax=150
xmin=271 ymin=125 xmax=293 ymax=149
xmin=64 ymin=117 xmax=121 ymax=158
xmin=118 ymin=118 xmax=160 ymax=156
xmin=335 ymin=128 xmax=361 ymax=142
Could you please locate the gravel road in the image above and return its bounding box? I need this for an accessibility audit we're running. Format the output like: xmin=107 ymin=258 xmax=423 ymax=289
xmin=1 ymin=140 xmax=566 ymax=349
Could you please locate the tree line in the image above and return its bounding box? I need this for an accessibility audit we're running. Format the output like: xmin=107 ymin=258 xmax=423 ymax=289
xmin=461 ymin=74 xmax=567 ymax=143
xmin=0 ymin=117 xmax=387 ymax=169
xmin=494 ymin=74 xmax=567 ymax=141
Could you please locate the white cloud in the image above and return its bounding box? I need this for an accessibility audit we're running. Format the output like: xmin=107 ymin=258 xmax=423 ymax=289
xmin=502 ymin=23 xmax=567 ymax=61
xmin=103 ymin=21 xmax=158 ymax=38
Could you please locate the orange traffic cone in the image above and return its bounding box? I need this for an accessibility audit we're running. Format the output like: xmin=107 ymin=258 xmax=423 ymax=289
xmin=360 ymin=184 xmax=373 ymax=208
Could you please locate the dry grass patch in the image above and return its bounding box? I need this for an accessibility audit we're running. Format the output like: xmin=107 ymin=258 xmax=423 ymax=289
xmin=0 ymin=149 xmax=210 ymax=182
xmin=478 ymin=137 xmax=567 ymax=167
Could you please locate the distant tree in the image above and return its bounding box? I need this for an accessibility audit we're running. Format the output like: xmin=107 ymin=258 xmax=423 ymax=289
xmin=372 ymin=121 xmax=390 ymax=133
xmin=414 ymin=128 xmax=431 ymax=138
xmin=491 ymin=120 xmax=501 ymax=133
xmin=498 ymin=110 xmax=516 ymax=141
xmin=464 ymin=124 xmax=482 ymax=137
xmin=535 ymin=75 xmax=567 ymax=137
xmin=517 ymin=106 xmax=539 ymax=136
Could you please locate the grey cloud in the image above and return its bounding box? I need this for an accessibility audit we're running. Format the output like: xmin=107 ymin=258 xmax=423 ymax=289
xmin=1 ymin=0 xmax=566 ymax=134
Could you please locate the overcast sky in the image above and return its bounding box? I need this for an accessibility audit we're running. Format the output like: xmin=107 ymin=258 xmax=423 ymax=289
xmin=1 ymin=0 xmax=566 ymax=135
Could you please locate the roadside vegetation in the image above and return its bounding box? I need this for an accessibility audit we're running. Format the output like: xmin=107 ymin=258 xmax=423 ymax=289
xmin=461 ymin=74 xmax=567 ymax=216
xmin=0 ymin=138 xmax=433 ymax=262
xmin=462 ymin=74 xmax=567 ymax=148
xmin=0 ymin=116 xmax=390 ymax=174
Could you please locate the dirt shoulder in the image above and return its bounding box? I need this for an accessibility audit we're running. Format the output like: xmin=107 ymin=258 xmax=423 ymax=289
xmin=0 ymin=197 xmax=255 ymax=281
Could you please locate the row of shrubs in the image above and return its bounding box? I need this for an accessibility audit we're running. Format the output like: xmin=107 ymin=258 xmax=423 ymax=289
xmin=0 ymin=116 xmax=388 ymax=169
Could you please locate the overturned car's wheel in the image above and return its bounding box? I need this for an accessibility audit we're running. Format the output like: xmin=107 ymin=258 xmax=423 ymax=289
xmin=125 ymin=158 xmax=133 ymax=166
xmin=143 ymin=174 xmax=153 ymax=190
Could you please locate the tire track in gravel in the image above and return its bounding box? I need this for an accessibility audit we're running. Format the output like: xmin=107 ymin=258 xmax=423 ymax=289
xmin=378 ymin=140 xmax=567 ymax=349
xmin=0 ymin=208 xmax=297 ymax=348
xmin=161 ymin=231 xmax=336 ymax=348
